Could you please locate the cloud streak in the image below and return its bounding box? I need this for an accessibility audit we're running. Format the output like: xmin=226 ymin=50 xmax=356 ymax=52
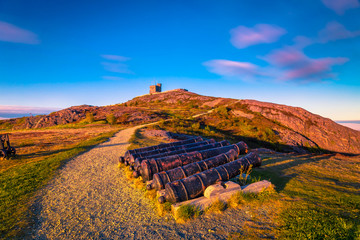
xmin=230 ymin=24 xmax=286 ymax=49
xmin=0 ymin=105 xmax=60 ymax=114
xmin=293 ymin=21 xmax=360 ymax=49
xmin=321 ymin=0 xmax=360 ymax=15
xmin=203 ymin=59 xmax=265 ymax=81
xmin=263 ymin=47 xmax=349 ymax=81
xmin=0 ymin=21 xmax=40 ymax=44
xmin=204 ymin=47 xmax=348 ymax=83
xmin=102 ymin=76 xmax=124 ymax=81
xmin=318 ymin=21 xmax=360 ymax=43
xmin=101 ymin=55 xmax=130 ymax=62
xmin=101 ymin=54 xmax=133 ymax=75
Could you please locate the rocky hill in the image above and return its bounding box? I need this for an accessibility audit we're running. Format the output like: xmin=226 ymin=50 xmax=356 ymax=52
xmin=1 ymin=89 xmax=359 ymax=154
xmin=0 ymin=104 xmax=166 ymax=130
xmin=237 ymin=100 xmax=360 ymax=154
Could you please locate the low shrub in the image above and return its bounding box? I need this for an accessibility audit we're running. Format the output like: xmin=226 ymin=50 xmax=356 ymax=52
xmin=205 ymin=199 xmax=226 ymax=214
xmin=175 ymin=204 xmax=201 ymax=223
xmin=228 ymin=191 xmax=246 ymax=208
xmin=106 ymin=114 xmax=116 ymax=125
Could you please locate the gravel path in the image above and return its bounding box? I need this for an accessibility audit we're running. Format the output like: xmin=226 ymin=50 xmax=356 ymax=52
xmin=30 ymin=126 xmax=262 ymax=239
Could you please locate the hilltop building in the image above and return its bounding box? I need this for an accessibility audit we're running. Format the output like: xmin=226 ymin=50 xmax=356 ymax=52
xmin=150 ymin=83 xmax=162 ymax=94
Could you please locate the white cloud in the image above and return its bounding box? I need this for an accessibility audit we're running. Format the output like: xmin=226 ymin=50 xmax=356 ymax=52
xmin=230 ymin=24 xmax=286 ymax=49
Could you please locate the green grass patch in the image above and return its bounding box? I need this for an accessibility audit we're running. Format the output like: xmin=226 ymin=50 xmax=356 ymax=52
xmin=175 ymin=204 xmax=202 ymax=223
xmin=127 ymin=128 xmax=166 ymax=150
xmin=282 ymin=206 xmax=359 ymax=239
xmin=251 ymin=153 xmax=360 ymax=239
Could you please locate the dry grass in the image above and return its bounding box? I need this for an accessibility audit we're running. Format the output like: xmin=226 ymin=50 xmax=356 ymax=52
xmin=227 ymin=187 xmax=282 ymax=239
xmin=205 ymin=199 xmax=226 ymax=214
xmin=1 ymin=126 xmax=118 ymax=173
xmin=252 ymin=153 xmax=360 ymax=239
xmin=228 ymin=191 xmax=246 ymax=208
xmin=119 ymin=163 xmax=147 ymax=190
xmin=0 ymin=125 xmax=120 ymax=238
xmin=118 ymin=159 xmax=174 ymax=219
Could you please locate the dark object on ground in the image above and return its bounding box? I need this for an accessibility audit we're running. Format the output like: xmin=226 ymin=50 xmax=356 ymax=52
xmin=138 ymin=140 xmax=230 ymax=181
xmin=0 ymin=134 xmax=16 ymax=159
xmin=133 ymin=140 xmax=230 ymax=168
xmin=161 ymin=152 xmax=261 ymax=203
xmin=150 ymin=149 xmax=239 ymax=190
xmin=128 ymin=139 xmax=215 ymax=165
xmin=139 ymin=141 xmax=248 ymax=181
xmin=122 ymin=136 xmax=203 ymax=163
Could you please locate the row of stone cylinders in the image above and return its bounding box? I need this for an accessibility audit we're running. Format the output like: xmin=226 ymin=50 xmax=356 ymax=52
xmin=119 ymin=136 xmax=261 ymax=203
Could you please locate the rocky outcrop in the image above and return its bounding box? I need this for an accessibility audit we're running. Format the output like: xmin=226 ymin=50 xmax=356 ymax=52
xmin=128 ymin=89 xmax=233 ymax=107
xmin=5 ymin=104 xmax=164 ymax=130
xmin=240 ymin=100 xmax=360 ymax=154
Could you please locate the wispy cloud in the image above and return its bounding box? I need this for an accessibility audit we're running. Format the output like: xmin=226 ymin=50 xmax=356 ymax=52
xmin=230 ymin=24 xmax=286 ymax=49
xmin=318 ymin=21 xmax=360 ymax=43
xmin=205 ymin=20 xmax=353 ymax=83
xmin=321 ymin=0 xmax=359 ymax=15
xmin=100 ymin=54 xmax=133 ymax=78
xmin=101 ymin=55 xmax=130 ymax=62
xmin=203 ymin=59 xmax=265 ymax=81
xmin=262 ymin=47 xmax=306 ymax=67
xmin=102 ymin=76 xmax=124 ymax=81
xmin=101 ymin=62 xmax=132 ymax=73
xmin=0 ymin=105 xmax=60 ymax=114
xmin=293 ymin=36 xmax=314 ymax=49
xmin=263 ymin=47 xmax=349 ymax=81
xmin=0 ymin=21 xmax=40 ymax=44
xmin=293 ymin=21 xmax=360 ymax=48
xmin=205 ymin=46 xmax=349 ymax=83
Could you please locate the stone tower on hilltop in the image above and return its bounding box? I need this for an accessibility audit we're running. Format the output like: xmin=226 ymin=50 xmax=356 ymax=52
xmin=149 ymin=83 xmax=162 ymax=94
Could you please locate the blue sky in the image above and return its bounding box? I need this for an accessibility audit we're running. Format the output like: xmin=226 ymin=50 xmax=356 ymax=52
xmin=0 ymin=0 xmax=359 ymax=120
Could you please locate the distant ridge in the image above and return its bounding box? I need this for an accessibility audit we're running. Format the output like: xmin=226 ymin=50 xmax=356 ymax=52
xmin=1 ymin=89 xmax=360 ymax=154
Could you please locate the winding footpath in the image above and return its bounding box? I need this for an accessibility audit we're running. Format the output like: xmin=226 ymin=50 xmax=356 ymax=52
xmin=30 ymin=125 xmax=253 ymax=239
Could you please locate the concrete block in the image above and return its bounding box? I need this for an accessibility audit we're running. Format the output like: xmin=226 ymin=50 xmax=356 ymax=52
xmin=171 ymin=180 xmax=273 ymax=217
xmin=204 ymin=182 xmax=225 ymax=199
xmin=241 ymin=180 xmax=272 ymax=194
xmin=225 ymin=181 xmax=242 ymax=191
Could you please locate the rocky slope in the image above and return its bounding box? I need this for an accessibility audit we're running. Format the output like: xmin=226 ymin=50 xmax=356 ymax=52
xmin=1 ymin=89 xmax=359 ymax=154
xmin=129 ymin=90 xmax=360 ymax=154
xmin=0 ymin=104 xmax=165 ymax=130
xmin=238 ymin=100 xmax=360 ymax=154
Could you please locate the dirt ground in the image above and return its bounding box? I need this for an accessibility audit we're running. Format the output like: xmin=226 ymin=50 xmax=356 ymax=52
xmin=29 ymin=126 xmax=276 ymax=239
